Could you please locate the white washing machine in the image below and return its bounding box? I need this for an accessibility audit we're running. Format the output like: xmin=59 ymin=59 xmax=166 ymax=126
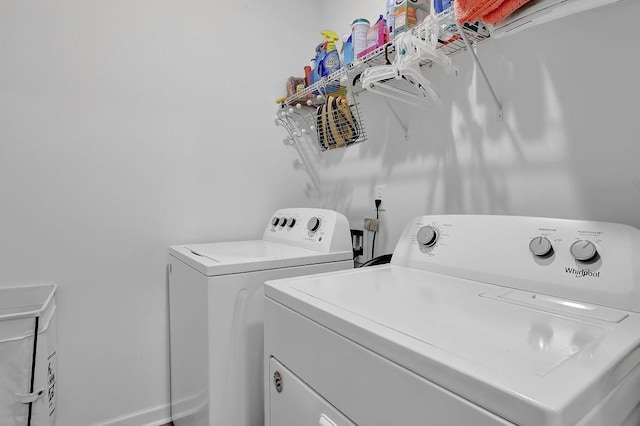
xmin=264 ymin=215 xmax=640 ymax=426
xmin=168 ymin=208 xmax=353 ymax=426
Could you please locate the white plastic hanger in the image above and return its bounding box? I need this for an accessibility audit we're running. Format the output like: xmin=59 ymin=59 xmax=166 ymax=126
xmin=362 ymin=61 xmax=441 ymax=108
xmin=395 ymin=30 xmax=456 ymax=75
xmin=361 ymin=15 xmax=460 ymax=108
xmin=362 ymin=36 xmax=442 ymax=108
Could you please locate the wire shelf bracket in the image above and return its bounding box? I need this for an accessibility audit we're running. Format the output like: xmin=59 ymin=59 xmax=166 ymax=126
xmin=456 ymin=22 xmax=503 ymax=120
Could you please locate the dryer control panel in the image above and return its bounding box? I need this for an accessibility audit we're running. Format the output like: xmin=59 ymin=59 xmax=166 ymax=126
xmin=262 ymin=208 xmax=352 ymax=253
xmin=391 ymin=215 xmax=640 ymax=313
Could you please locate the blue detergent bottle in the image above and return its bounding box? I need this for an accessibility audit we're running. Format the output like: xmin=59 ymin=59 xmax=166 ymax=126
xmin=343 ymin=34 xmax=354 ymax=66
xmin=320 ymin=30 xmax=341 ymax=76
xmin=311 ymin=42 xmax=325 ymax=84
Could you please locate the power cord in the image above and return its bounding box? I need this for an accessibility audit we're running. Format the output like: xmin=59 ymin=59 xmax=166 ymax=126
xmin=371 ymin=199 xmax=382 ymax=258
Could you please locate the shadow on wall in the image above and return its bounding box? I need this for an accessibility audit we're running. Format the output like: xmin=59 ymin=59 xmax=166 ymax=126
xmin=483 ymin=0 xmax=640 ymax=228
xmin=281 ymin=52 xmax=549 ymax=218
xmin=527 ymin=0 xmax=640 ymax=228
xmin=281 ymin=1 xmax=640 ymax=235
xmin=282 ymin=130 xmax=323 ymax=199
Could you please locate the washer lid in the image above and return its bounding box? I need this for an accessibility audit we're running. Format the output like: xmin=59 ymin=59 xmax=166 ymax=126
xmin=169 ymin=240 xmax=351 ymax=276
xmin=265 ymin=266 xmax=640 ymax=426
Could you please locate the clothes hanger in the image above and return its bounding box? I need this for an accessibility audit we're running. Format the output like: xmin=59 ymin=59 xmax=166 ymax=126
xmin=362 ymin=37 xmax=442 ymax=108
xmin=366 ymin=77 xmax=440 ymax=108
xmin=394 ymin=31 xmax=456 ymax=75
xmin=361 ymin=26 xmax=450 ymax=108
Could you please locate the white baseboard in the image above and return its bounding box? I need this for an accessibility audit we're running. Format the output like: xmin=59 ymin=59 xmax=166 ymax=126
xmin=89 ymin=403 xmax=171 ymax=426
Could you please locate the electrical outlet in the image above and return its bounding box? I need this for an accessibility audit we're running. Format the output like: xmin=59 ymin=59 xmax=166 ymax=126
xmin=375 ymin=185 xmax=385 ymax=201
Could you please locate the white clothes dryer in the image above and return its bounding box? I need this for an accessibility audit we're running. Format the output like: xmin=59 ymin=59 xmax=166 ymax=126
xmin=265 ymin=215 xmax=640 ymax=426
xmin=168 ymin=208 xmax=353 ymax=426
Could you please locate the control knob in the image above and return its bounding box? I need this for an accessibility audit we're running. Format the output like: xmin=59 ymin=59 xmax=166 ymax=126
xmin=279 ymin=218 xmax=287 ymax=227
xmin=288 ymin=218 xmax=296 ymax=228
xmin=307 ymin=217 xmax=321 ymax=232
xmin=417 ymin=226 xmax=439 ymax=247
xmin=570 ymin=240 xmax=598 ymax=262
xmin=529 ymin=237 xmax=553 ymax=257
xmin=271 ymin=217 xmax=279 ymax=227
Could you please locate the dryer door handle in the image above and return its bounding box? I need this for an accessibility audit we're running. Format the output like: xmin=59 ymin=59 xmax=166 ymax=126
xmin=318 ymin=414 xmax=338 ymax=426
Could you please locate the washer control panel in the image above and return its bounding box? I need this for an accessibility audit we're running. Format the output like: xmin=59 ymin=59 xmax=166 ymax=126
xmin=262 ymin=208 xmax=352 ymax=253
xmin=391 ymin=215 xmax=640 ymax=313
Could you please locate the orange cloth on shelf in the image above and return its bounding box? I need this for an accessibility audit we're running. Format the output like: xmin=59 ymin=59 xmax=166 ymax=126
xmin=454 ymin=0 xmax=533 ymax=25
xmin=454 ymin=0 xmax=503 ymax=24
xmin=482 ymin=0 xmax=533 ymax=24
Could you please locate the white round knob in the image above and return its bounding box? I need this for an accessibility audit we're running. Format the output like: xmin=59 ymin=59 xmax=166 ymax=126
xmin=288 ymin=218 xmax=296 ymax=228
xmin=279 ymin=218 xmax=287 ymax=227
xmin=271 ymin=217 xmax=280 ymax=227
xmin=529 ymin=237 xmax=553 ymax=257
xmin=570 ymin=240 xmax=598 ymax=262
xmin=307 ymin=217 xmax=321 ymax=232
xmin=417 ymin=226 xmax=438 ymax=247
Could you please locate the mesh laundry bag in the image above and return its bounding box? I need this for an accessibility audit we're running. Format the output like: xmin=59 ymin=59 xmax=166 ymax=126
xmin=0 ymin=285 xmax=57 ymax=426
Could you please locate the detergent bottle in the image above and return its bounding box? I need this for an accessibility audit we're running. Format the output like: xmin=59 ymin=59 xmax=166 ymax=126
xmin=342 ymin=33 xmax=354 ymax=66
xmin=311 ymin=42 xmax=325 ymax=84
xmin=320 ymin=30 xmax=341 ymax=76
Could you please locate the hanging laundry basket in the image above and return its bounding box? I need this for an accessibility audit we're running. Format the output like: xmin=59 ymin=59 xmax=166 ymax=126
xmin=0 ymin=284 xmax=57 ymax=426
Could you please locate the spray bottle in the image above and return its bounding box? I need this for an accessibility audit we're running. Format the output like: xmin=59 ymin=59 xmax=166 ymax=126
xmin=320 ymin=30 xmax=341 ymax=76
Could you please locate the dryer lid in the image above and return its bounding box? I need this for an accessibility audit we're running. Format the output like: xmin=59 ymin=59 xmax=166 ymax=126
xmin=265 ymin=265 xmax=640 ymax=425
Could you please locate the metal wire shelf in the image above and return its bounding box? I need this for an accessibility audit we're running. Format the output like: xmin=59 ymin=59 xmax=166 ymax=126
xmin=283 ymin=10 xmax=490 ymax=106
xmin=275 ymin=9 xmax=495 ymax=151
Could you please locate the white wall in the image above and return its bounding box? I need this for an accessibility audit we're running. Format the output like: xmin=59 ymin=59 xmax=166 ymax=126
xmin=3 ymin=1 xmax=639 ymax=424
xmin=308 ymin=0 xmax=640 ymax=258
xmin=0 ymin=1 xmax=318 ymax=425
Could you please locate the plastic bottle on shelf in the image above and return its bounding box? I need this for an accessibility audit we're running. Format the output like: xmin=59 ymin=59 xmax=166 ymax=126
xmin=311 ymin=42 xmax=325 ymax=84
xmin=309 ymin=58 xmax=317 ymax=84
xmin=351 ymin=18 xmax=370 ymax=59
xmin=304 ymin=65 xmax=312 ymax=87
xmin=320 ymin=30 xmax=341 ymax=76
xmin=386 ymin=0 xmax=394 ymax=37
xmin=435 ymin=0 xmax=452 ymax=14
xmin=342 ymin=34 xmax=354 ymax=66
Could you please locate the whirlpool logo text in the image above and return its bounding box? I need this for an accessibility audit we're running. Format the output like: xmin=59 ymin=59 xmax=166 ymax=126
xmin=565 ymin=267 xmax=600 ymax=278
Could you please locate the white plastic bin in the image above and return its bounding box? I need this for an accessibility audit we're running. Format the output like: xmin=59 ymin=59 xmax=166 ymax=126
xmin=0 ymin=284 xmax=57 ymax=426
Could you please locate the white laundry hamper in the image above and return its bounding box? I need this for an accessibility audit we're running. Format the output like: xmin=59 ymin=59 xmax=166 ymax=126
xmin=0 ymin=284 xmax=57 ymax=426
